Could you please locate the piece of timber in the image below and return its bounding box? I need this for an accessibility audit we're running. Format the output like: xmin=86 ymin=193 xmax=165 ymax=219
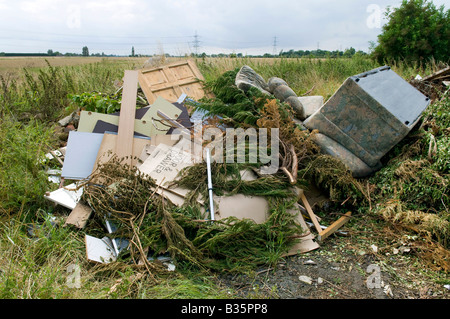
xmin=116 ymin=70 xmax=138 ymax=165
xmin=64 ymin=202 xmax=92 ymax=229
xmin=299 ymin=191 xmax=322 ymax=234
xmin=318 ymin=211 xmax=352 ymax=241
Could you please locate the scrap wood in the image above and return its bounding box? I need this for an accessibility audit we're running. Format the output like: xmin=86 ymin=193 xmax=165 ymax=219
xmin=296 ymin=187 xmax=351 ymax=240
xmin=138 ymin=59 xmax=210 ymax=105
xmin=299 ymin=191 xmax=322 ymax=234
xmin=115 ymin=70 xmax=139 ymax=166
xmin=279 ymin=140 xmax=298 ymax=184
xmin=64 ymin=201 xmax=92 ymax=229
xmin=422 ymin=66 xmax=450 ymax=82
xmin=317 ymin=211 xmax=352 ymax=241
xmin=411 ymin=66 xmax=450 ymax=101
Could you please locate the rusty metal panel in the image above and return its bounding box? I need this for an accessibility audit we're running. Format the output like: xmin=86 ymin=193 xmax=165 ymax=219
xmin=304 ymin=66 xmax=430 ymax=168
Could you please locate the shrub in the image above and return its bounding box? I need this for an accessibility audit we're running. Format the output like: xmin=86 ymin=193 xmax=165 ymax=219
xmin=372 ymin=0 xmax=450 ymax=64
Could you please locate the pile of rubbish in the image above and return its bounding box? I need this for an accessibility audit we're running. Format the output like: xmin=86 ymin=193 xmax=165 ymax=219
xmin=410 ymin=65 xmax=450 ymax=102
xmin=41 ymin=59 xmax=437 ymax=277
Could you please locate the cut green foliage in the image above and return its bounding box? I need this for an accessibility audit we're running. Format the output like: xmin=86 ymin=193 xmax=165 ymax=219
xmin=190 ymin=67 xmax=270 ymax=126
xmin=69 ymin=91 xmax=122 ymax=114
xmin=369 ymin=90 xmax=450 ymax=247
xmin=82 ymin=157 xmax=303 ymax=275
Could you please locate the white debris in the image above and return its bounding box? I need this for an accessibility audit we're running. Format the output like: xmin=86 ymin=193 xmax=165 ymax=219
xmin=384 ymin=284 xmax=393 ymax=297
xmin=298 ymin=275 xmax=313 ymax=285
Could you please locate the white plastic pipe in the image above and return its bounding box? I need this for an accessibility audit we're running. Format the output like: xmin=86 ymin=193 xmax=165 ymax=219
xmin=206 ymin=148 xmax=215 ymax=221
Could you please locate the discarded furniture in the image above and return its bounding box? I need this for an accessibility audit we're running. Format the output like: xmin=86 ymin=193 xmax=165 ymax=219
xmin=138 ymin=59 xmax=210 ymax=104
xmin=304 ymin=66 xmax=430 ymax=177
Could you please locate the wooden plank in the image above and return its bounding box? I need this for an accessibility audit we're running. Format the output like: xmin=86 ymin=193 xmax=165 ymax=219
xmin=422 ymin=66 xmax=450 ymax=82
xmin=116 ymin=70 xmax=138 ymax=164
xmin=318 ymin=211 xmax=352 ymax=241
xmin=187 ymin=59 xmax=205 ymax=80
xmin=300 ymin=191 xmax=322 ymax=234
xmin=65 ymin=202 xmax=92 ymax=229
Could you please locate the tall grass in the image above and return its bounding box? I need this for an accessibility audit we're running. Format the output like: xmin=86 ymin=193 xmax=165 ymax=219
xmin=0 ymin=58 xmax=143 ymax=122
xmin=197 ymin=56 xmax=381 ymax=99
xmin=0 ymin=56 xmax=446 ymax=298
xmin=0 ymin=118 xmax=55 ymax=215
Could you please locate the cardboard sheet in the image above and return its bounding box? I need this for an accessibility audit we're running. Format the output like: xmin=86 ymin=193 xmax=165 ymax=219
xmin=138 ymin=139 xmax=204 ymax=205
xmin=93 ymin=133 xmax=182 ymax=173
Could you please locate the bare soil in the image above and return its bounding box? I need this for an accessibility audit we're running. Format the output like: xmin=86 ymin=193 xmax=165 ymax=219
xmin=216 ymin=213 xmax=450 ymax=300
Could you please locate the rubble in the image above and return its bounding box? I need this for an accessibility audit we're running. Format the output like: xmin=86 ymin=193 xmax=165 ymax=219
xmin=43 ymin=60 xmax=436 ymax=277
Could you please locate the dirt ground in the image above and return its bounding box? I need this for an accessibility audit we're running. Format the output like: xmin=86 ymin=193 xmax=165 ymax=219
xmin=216 ymin=212 xmax=450 ymax=300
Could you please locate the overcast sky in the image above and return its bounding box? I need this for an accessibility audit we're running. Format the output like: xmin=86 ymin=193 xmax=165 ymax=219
xmin=0 ymin=0 xmax=448 ymax=56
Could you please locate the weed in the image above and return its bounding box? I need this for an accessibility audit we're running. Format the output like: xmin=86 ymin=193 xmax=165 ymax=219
xmin=22 ymin=60 xmax=71 ymax=121
xmin=0 ymin=117 xmax=56 ymax=215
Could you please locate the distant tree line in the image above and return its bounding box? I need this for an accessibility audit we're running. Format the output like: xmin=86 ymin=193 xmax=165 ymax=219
xmin=0 ymin=48 xmax=367 ymax=59
xmin=188 ymin=47 xmax=366 ymax=59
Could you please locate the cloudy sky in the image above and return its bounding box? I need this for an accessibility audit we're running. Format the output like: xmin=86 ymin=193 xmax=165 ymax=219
xmin=0 ymin=0 xmax=448 ymax=56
